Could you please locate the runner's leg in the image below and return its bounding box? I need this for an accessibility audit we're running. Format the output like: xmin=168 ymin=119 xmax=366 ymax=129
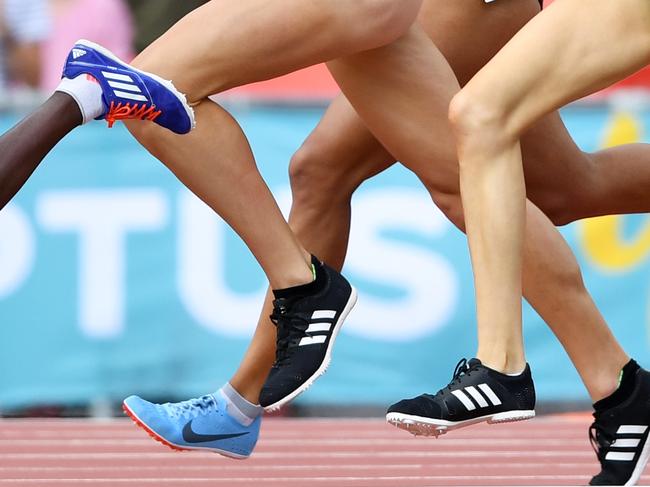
xmin=327 ymin=23 xmax=628 ymax=389
xmin=230 ymin=95 xmax=395 ymax=401
xmin=448 ymin=0 xmax=650 ymax=372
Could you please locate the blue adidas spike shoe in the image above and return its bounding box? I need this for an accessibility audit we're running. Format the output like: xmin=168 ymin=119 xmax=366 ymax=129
xmin=123 ymin=392 xmax=260 ymax=459
xmin=62 ymin=39 xmax=195 ymax=134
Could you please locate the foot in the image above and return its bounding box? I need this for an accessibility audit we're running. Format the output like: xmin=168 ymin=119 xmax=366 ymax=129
xmin=123 ymin=392 xmax=260 ymax=459
xmin=259 ymin=255 xmax=357 ymax=411
xmin=386 ymin=358 xmax=536 ymax=437
xmin=589 ymin=366 xmax=650 ymax=486
xmin=61 ymin=39 xmax=195 ymax=134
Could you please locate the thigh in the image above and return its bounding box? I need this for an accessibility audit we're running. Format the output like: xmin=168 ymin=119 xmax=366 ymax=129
xmin=131 ymin=0 xmax=423 ymax=101
xmin=313 ymin=0 xmax=541 ymax=195
xmin=373 ymin=0 xmax=542 ymax=192
xmin=418 ymin=0 xmax=541 ymax=86
xmin=416 ymin=0 xmax=619 ymax=218
xmin=328 ymin=26 xmax=462 ymax=194
xmin=464 ymin=0 xmax=650 ymax=135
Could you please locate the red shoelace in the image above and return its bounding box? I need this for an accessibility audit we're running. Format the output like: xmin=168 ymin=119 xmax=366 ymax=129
xmin=105 ymin=101 xmax=162 ymax=128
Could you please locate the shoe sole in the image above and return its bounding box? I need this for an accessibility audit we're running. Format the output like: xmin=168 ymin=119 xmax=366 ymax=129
xmin=263 ymin=286 xmax=358 ymax=412
xmin=386 ymin=409 xmax=535 ymax=437
xmin=73 ymin=39 xmax=196 ymax=132
xmin=122 ymin=401 xmax=250 ymax=460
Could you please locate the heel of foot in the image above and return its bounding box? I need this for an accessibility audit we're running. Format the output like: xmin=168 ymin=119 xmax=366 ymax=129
xmin=488 ymin=410 xmax=535 ymax=424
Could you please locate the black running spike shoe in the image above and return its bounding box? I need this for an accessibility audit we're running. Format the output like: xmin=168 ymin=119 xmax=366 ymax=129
xmin=259 ymin=255 xmax=357 ymax=411
xmin=589 ymin=363 xmax=650 ymax=486
xmin=386 ymin=358 xmax=535 ymax=437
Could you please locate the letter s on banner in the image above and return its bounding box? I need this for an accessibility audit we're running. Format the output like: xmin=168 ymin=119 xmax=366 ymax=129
xmin=345 ymin=188 xmax=459 ymax=342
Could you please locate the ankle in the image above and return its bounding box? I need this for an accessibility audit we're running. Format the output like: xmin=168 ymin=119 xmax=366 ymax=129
xmin=476 ymin=351 xmax=526 ymax=375
xmin=220 ymin=383 xmax=263 ymax=426
xmin=271 ymin=260 xmax=314 ymax=290
xmin=228 ymin=378 xmax=263 ymax=405
xmin=56 ymin=75 xmax=104 ymax=124
xmin=273 ymin=255 xmax=326 ymax=299
xmin=588 ymin=357 xmax=634 ymax=404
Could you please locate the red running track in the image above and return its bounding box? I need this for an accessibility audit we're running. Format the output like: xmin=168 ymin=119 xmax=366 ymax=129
xmin=0 ymin=414 xmax=648 ymax=487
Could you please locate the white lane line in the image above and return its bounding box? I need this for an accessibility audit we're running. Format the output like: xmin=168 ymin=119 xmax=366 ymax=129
xmin=0 ymin=462 xmax=592 ymax=472
xmin=0 ymin=418 xmax=590 ymax=429
xmin=0 ymin=465 xmax=420 ymax=472
xmin=0 ymin=430 xmax=585 ymax=440
xmin=0 ymin=450 xmax=596 ymax=460
xmin=0 ymin=438 xmax=588 ymax=447
xmin=0 ymin=475 xmax=592 ymax=483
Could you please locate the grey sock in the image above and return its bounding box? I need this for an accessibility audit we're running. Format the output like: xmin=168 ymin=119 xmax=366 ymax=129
xmin=220 ymin=383 xmax=263 ymax=426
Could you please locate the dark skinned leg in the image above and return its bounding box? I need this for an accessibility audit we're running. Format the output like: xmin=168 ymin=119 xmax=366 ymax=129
xmin=0 ymin=92 xmax=81 ymax=210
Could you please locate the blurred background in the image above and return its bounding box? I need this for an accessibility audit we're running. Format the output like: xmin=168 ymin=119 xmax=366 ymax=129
xmin=1 ymin=0 xmax=650 ymax=418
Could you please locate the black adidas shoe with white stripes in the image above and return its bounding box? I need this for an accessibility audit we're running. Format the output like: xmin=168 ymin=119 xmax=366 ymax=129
xmin=259 ymin=255 xmax=357 ymax=411
xmin=386 ymin=358 xmax=535 ymax=437
xmin=589 ymin=361 xmax=650 ymax=486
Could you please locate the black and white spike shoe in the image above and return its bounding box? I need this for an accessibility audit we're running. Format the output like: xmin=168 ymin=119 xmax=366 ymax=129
xmin=589 ymin=362 xmax=650 ymax=486
xmin=259 ymin=255 xmax=357 ymax=411
xmin=386 ymin=358 xmax=536 ymax=437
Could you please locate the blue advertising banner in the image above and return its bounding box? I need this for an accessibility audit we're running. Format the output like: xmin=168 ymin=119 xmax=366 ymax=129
xmin=0 ymin=105 xmax=649 ymax=409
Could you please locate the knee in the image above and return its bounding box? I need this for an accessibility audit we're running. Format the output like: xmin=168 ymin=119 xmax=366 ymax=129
xmin=288 ymin=144 xmax=319 ymax=205
xmin=541 ymin=200 xmax=574 ymax=227
xmin=347 ymin=0 xmax=422 ymax=45
xmin=535 ymin=192 xmax=576 ymax=227
xmin=288 ymin=140 xmax=354 ymax=210
xmin=526 ymin=150 xmax=597 ymax=227
xmin=373 ymin=0 xmax=422 ymax=41
xmin=448 ymin=89 xmax=514 ymax=167
xmin=449 ymin=88 xmax=502 ymax=141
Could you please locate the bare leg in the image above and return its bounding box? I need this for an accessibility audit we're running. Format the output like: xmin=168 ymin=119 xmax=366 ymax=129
xmin=0 ymin=93 xmax=81 ymax=210
xmin=107 ymin=0 xmax=421 ymax=403
xmin=326 ymin=22 xmax=629 ymax=383
xmin=506 ymin=111 xmax=650 ymax=226
xmin=230 ymin=95 xmax=395 ymax=402
xmin=0 ymin=0 xmax=423 ymax=287
xmin=423 ymin=0 xmax=650 ymax=223
xmin=275 ymin=90 xmax=627 ymax=403
xmin=125 ymin=103 xmax=312 ymax=290
xmin=287 ymin=97 xmax=396 ymax=270
xmin=449 ymin=0 xmax=650 ymax=374
xmin=330 ymin=26 xmax=519 ymax=372
xmin=231 ymin=0 xmax=635 ymax=402
xmin=134 ymin=0 xmax=423 ymax=101
xmin=120 ymin=0 xmax=426 ymax=294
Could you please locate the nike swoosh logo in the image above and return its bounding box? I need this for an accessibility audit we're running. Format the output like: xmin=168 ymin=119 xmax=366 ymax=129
xmin=182 ymin=420 xmax=250 ymax=444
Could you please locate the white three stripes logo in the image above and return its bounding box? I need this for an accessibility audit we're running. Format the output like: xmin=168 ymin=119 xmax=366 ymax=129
xmin=72 ymin=48 xmax=87 ymax=59
xmin=102 ymin=71 xmax=148 ymax=102
xmin=605 ymin=425 xmax=648 ymax=461
xmin=451 ymin=384 xmax=502 ymax=411
xmin=299 ymin=310 xmax=336 ymax=346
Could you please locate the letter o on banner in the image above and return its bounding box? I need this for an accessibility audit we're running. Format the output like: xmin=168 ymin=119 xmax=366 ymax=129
xmin=0 ymin=204 xmax=35 ymax=298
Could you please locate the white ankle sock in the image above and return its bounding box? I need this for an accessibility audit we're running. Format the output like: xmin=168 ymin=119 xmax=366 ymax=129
xmin=219 ymin=383 xmax=263 ymax=427
xmin=506 ymin=367 xmax=526 ymax=377
xmin=56 ymin=75 xmax=104 ymax=124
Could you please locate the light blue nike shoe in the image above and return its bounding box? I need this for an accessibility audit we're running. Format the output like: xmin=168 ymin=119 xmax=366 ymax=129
xmin=123 ymin=392 xmax=260 ymax=459
xmin=62 ymin=39 xmax=195 ymax=134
